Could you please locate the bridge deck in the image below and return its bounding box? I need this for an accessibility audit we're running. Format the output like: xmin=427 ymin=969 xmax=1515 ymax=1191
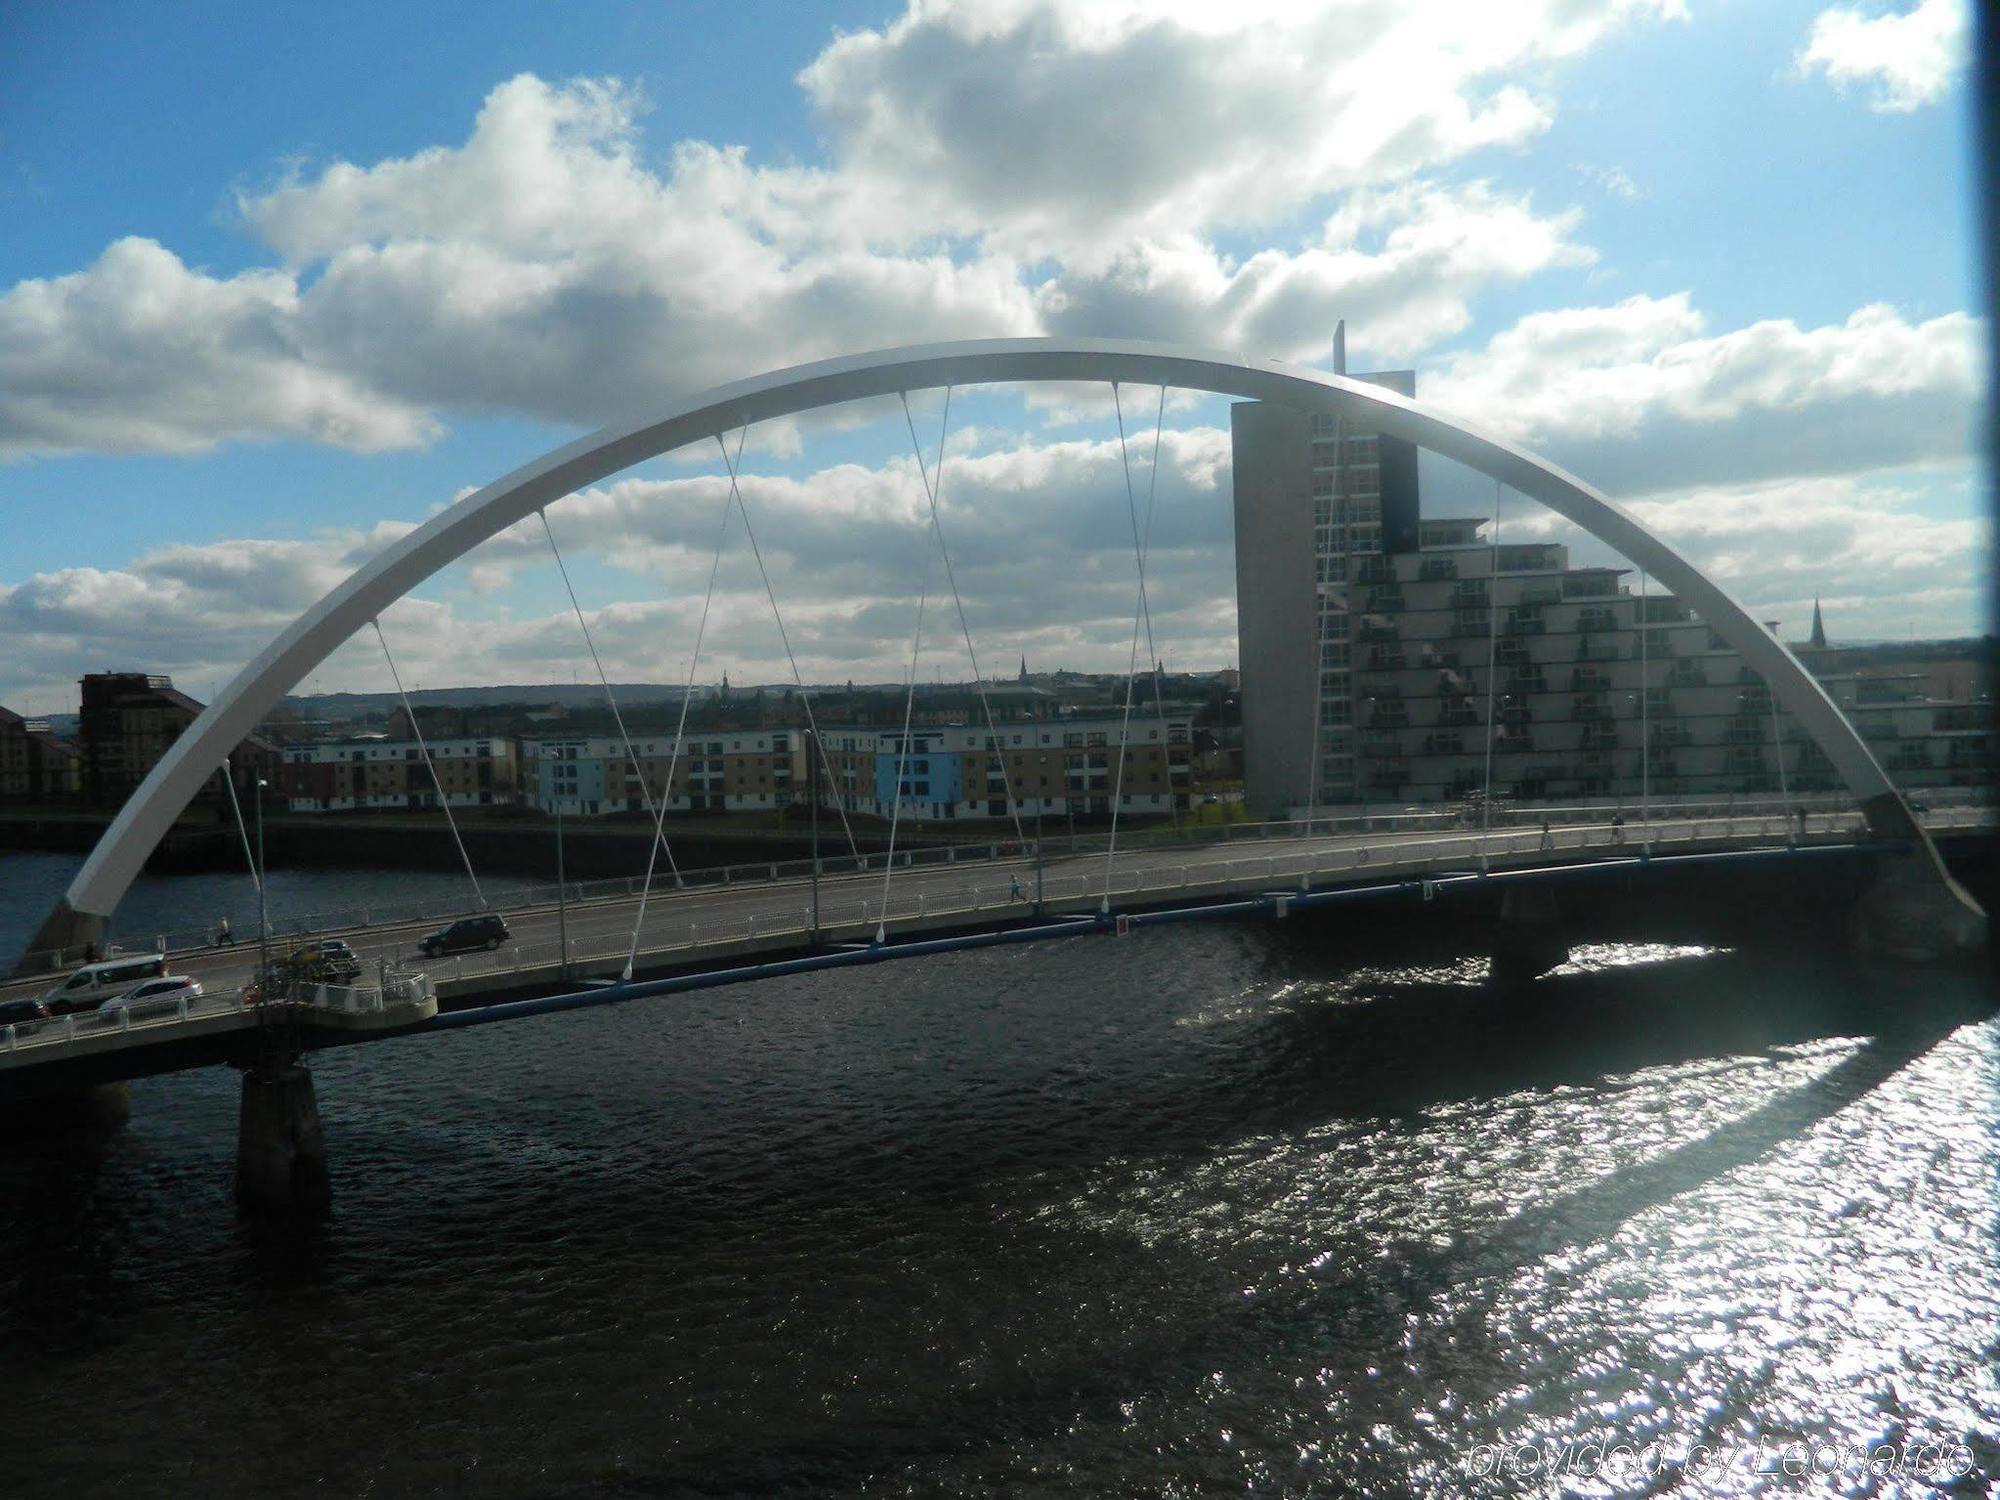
xmin=0 ymin=807 xmax=1985 ymax=1095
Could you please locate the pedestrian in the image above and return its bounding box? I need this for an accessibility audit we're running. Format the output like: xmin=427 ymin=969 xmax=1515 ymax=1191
xmin=1539 ymin=818 xmax=1552 ymax=851
xmin=215 ymin=914 xmax=234 ymax=946
xmin=1611 ymin=811 xmax=1625 ymax=843
xmin=1009 ymin=876 xmax=1025 ymax=902
xmin=1793 ymin=804 xmax=1807 ymax=840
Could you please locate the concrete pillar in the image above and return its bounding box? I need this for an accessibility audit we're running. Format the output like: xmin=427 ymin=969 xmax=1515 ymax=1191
xmin=236 ymin=1064 xmax=330 ymax=1217
xmin=1230 ymin=401 xmax=1318 ymax=819
xmin=1491 ymin=884 xmax=1570 ymax=988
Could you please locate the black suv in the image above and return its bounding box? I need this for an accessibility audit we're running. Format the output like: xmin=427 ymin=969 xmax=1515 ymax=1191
xmin=418 ymin=914 xmax=511 ymax=957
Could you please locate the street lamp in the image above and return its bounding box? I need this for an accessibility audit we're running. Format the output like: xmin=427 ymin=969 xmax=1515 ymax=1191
xmin=805 ymin=725 xmax=821 ymax=943
xmin=555 ymin=796 xmax=568 ymax=978
xmin=255 ymin=775 xmax=269 ymax=991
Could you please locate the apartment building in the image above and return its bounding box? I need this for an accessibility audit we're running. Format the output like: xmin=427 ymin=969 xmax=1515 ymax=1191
xmin=73 ymin=672 xmax=277 ymax=814
xmin=0 ymin=706 xmax=81 ymax=802
xmin=514 ymin=716 xmax=1192 ymax=822
xmin=521 ymin=730 xmax=802 ymax=816
xmin=279 ymin=737 xmax=519 ymax=812
xmin=1231 ymin=346 xmax=1994 ymax=812
xmin=864 ymin=715 xmax=1190 ymax=820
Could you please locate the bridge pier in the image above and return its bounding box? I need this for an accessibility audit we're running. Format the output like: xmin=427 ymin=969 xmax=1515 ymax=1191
xmin=1490 ymin=885 xmax=1571 ymax=989
xmin=1854 ymin=794 xmax=1988 ymax=963
xmin=236 ymin=1063 xmax=330 ymax=1217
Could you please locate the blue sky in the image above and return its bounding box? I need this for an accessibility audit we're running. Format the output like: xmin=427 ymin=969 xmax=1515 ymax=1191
xmin=0 ymin=0 xmax=1984 ymax=713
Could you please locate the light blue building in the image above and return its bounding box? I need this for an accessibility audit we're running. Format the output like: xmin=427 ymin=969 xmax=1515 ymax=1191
xmin=874 ymin=731 xmax=964 ymax=819
xmin=531 ymin=737 xmax=610 ymax=815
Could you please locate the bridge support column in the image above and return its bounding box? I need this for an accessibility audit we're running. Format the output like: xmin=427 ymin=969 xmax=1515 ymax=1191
xmin=1490 ymin=885 xmax=1570 ymax=989
xmin=236 ymin=1064 xmax=330 ymax=1217
xmin=1854 ymin=793 xmax=1987 ymax=963
xmin=12 ymin=895 xmax=107 ymax=976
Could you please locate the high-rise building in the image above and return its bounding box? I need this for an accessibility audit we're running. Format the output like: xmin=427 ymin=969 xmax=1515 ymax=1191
xmin=1232 ymin=324 xmax=1417 ymax=816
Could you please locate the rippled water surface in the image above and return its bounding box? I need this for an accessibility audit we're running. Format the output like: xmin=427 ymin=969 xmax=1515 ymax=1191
xmin=1 ymin=857 xmax=1995 ymax=1496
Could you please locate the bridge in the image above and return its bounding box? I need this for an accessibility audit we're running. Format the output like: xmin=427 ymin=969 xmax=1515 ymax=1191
xmin=6 ymin=797 xmax=1987 ymax=1078
xmin=4 ymin=337 xmax=1986 ymax=1215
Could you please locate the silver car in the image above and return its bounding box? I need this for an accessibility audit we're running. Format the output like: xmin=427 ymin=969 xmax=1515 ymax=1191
xmin=98 ymin=974 xmax=204 ymax=1017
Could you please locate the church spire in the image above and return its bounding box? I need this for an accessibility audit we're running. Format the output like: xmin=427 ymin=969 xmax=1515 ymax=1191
xmin=1809 ymin=597 xmax=1826 ymax=649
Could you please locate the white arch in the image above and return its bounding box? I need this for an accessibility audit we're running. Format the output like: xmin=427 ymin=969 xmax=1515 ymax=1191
xmin=36 ymin=336 xmax=1942 ymax=948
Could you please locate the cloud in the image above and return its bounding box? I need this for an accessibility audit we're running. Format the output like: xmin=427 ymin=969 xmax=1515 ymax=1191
xmin=797 ymin=0 xmax=1679 ymax=262
xmin=1797 ymin=0 xmax=1969 ymax=112
xmin=1037 ymin=182 xmax=1593 ymax=363
xmin=0 ymin=426 xmax=1246 ymax=711
xmin=0 ymin=0 xmax=1687 ymax=458
xmin=0 ymin=238 xmax=438 ymax=457
xmin=1424 ymin=293 xmax=1983 ymax=494
xmin=1498 ymin=468 xmax=1989 ymax=641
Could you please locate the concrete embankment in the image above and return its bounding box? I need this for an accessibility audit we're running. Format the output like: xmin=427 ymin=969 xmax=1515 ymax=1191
xmin=0 ymin=808 xmax=991 ymax=879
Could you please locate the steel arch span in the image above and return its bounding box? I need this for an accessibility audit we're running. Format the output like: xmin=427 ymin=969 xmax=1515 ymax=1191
xmin=29 ymin=336 xmax=1979 ymax=959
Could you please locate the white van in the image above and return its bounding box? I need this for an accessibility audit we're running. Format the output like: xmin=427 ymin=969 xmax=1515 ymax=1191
xmin=44 ymin=954 xmax=167 ymax=1016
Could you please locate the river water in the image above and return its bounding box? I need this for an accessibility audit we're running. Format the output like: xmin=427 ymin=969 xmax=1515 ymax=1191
xmin=0 ymin=853 xmax=1995 ymax=1497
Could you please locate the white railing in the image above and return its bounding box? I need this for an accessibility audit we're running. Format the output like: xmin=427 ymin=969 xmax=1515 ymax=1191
xmin=37 ymin=787 xmax=1991 ymax=972
xmin=6 ymin=803 xmax=1990 ymax=1060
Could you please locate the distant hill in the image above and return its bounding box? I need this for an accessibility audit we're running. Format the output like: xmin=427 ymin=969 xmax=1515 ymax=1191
xmin=283 ymin=683 xmax=702 ymax=718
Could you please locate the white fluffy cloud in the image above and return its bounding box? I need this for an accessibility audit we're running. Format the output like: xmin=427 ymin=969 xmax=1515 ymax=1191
xmin=1498 ymin=469 xmax=1988 ymax=641
xmin=1424 ymin=293 xmax=1982 ymax=494
xmin=1797 ymin=0 xmax=1969 ymax=112
xmin=797 ymin=0 xmax=1677 ymax=262
xmin=0 ymin=426 xmax=1243 ymax=710
xmin=0 ymin=0 xmax=1684 ymax=458
xmin=0 ymin=239 xmax=438 ymax=456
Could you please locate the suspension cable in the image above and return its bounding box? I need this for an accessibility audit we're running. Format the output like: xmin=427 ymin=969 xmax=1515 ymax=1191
xmin=875 ymin=445 xmax=939 ymax=942
xmin=623 ymin=446 xmax=739 ymax=981
xmin=720 ymin=432 xmax=860 ymax=860
xmin=372 ymin=617 xmax=485 ymax=908
xmin=219 ymin=757 xmax=260 ymax=894
xmin=1102 ymin=380 xmax=1155 ymax=912
xmin=1638 ymin=565 xmax=1649 ymax=831
xmin=1133 ymin=384 xmax=1180 ymax=834
xmin=899 ymin=389 xmax=1026 ymax=847
xmin=539 ymin=508 xmax=682 ymax=888
xmin=1480 ymin=477 xmax=1503 ymax=845
xmin=872 ymin=400 xmax=940 ymax=940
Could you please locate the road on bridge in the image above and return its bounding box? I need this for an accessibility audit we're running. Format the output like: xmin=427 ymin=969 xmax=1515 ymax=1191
xmin=5 ymin=808 xmax=1903 ymax=1028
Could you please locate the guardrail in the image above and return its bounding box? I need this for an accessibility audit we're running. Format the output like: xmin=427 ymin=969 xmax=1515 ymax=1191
xmin=240 ymin=807 xmax=1947 ymax=992
xmin=14 ymin=792 xmax=1992 ymax=978
xmin=4 ymin=806 xmax=1984 ymax=1065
